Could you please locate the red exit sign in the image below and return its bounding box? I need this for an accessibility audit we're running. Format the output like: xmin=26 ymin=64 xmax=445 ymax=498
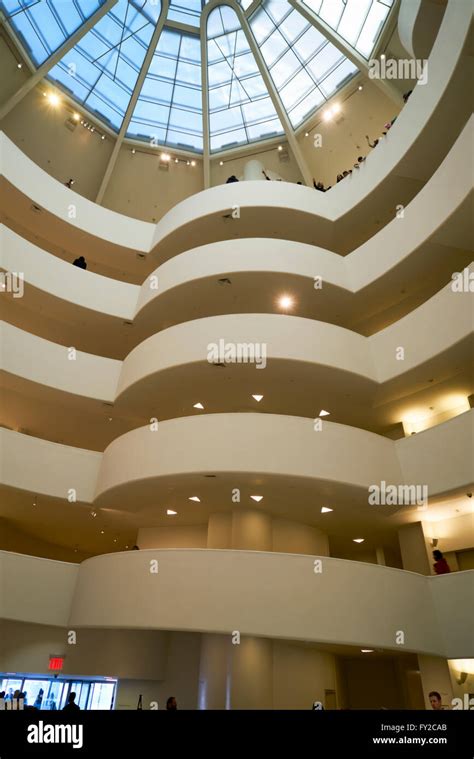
xmin=48 ymin=656 xmax=65 ymax=671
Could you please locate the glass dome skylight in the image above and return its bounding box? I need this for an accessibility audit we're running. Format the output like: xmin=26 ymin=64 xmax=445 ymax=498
xmin=0 ymin=0 xmax=394 ymax=153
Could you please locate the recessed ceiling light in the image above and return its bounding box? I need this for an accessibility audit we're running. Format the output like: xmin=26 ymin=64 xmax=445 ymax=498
xmin=108 ymin=417 xmax=113 ymax=422
xmin=332 ymin=103 xmax=341 ymax=114
xmin=47 ymin=92 xmax=60 ymax=107
xmin=321 ymin=507 xmax=333 ymax=513
xmin=191 ymin=160 xmax=196 ymax=166
xmin=358 ymin=85 xmax=363 ymax=91
xmin=319 ymin=409 xmax=330 ymax=417
xmin=251 ymin=495 xmax=263 ymax=502
xmin=380 ymin=53 xmax=386 ymax=60
xmin=304 ymin=132 xmax=309 ymax=137
xmin=90 ymin=511 xmax=97 ymax=518
xmin=161 ymin=152 xmax=171 ymax=162
xmin=353 ymin=538 xmax=365 ymax=543
xmin=219 ymin=160 xmax=224 ymax=166
xmin=167 ymin=509 xmax=177 ymax=516
xmin=189 ymin=496 xmax=200 ymax=502
xmin=193 ymin=402 xmax=204 ymax=410
xmin=125 ymin=545 xmax=129 ymax=549
xmin=278 ymin=295 xmax=294 ymax=310
xmin=100 ymin=530 xmax=105 ymax=534
xmin=113 ymin=538 xmax=117 ymax=543
xmin=131 ymin=149 xmax=136 ymax=155
xmin=174 ymin=158 xmax=179 ymax=163
xmin=252 ymin=395 xmax=263 ymax=402
xmin=17 ymin=62 xmax=22 ymax=68
xmin=72 ymin=112 xmax=80 ymax=121
xmin=361 ymin=649 xmax=373 ymax=653
xmin=101 ymin=135 xmax=105 ymax=140
xmin=323 ymin=109 xmax=333 ymax=122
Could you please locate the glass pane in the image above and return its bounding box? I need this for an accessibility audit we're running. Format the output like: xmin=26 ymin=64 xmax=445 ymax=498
xmin=48 ymin=0 xmax=158 ymax=131
xmin=207 ymin=5 xmax=283 ymax=152
xmin=89 ymin=682 xmax=115 ymax=710
xmin=128 ymin=28 xmax=202 ymax=149
xmin=0 ymin=0 xmax=105 ymax=65
xmin=302 ymin=0 xmax=393 ymax=58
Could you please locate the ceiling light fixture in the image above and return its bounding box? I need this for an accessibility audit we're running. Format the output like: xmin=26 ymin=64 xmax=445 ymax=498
xmin=277 ymin=145 xmax=283 ymax=151
xmin=321 ymin=507 xmax=333 ymax=513
xmin=167 ymin=509 xmax=177 ymax=516
xmin=193 ymin=402 xmax=204 ymax=410
xmin=100 ymin=530 xmax=105 ymax=534
xmin=189 ymin=496 xmax=200 ymax=502
xmin=47 ymin=92 xmax=60 ymax=107
xmin=353 ymin=538 xmax=365 ymax=543
xmin=191 ymin=160 xmax=196 ymax=166
xmin=17 ymin=62 xmax=22 ymax=68
xmin=278 ymin=295 xmax=294 ymax=310
xmin=251 ymin=495 xmax=263 ymax=502
xmin=90 ymin=511 xmax=97 ymax=518
xmin=358 ymin=85 xmax=363 ymax=91
xmin=252 ymin=395 xmax=263 ymax=402
xmin=161 ymin=152 xmax=171 ymax=162
xmin=361 ymin=649 xmax=374 ymax=653
xmin=219 ymin=160 xmax=224 ymax=166
xmin=174 ymin=158 xmax=179 ymax=163
xmin=73 ymin=112 xmax=80 ymax=121
xmin=319 ymin=409 xmax=330 ymax=417
xmin=131 ymin=148 xmax=136 ymax=155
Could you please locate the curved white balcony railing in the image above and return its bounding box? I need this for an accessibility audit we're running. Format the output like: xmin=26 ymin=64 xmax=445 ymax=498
xmin=2 ymin=117 xmax=472 ymax=352
xmin=2 ymin=272 xmax=471 ymax=418
xmin=1 ymin=549 xmax=472 ymax=658
xmin=3 ymin=411 xmax=471 ymax=506
xmin=0 ymin=0 xmax=471 ymax=273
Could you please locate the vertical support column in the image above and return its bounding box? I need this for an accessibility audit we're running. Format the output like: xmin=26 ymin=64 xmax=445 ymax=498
xmin=230 ymin=636 xmax=273 ymax=709
xmin=200 ymin=8 xmax=211 ymax=189
xmin=198 ymin=634 xmax=232 ymax=709
xmin=231 ymin=509 xmax=272 ymax=551
xmin=398 ymin=522 xmax=432 ymax=574
xmin=376 ymin=547 xmax=386 ymax=566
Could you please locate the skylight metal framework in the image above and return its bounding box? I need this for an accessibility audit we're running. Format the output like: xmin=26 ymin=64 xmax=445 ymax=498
xmin=0 ymin=0 xmax=397 ymax=160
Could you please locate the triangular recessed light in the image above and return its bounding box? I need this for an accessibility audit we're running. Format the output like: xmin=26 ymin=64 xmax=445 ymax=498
xmin=353 ymin=538 xmax=364 ymax=543
xmin=319 ymin=409 xmax=330 ymax=417
xmin=167 ymin=509 xmax=177 ymax=516
xmin=250 ymin=495 xmax=263 ymax=502
xmin=189 ymin=496 xmax=200 ymax=502
xmin=252 ymin=395 xmax=264 ymax=402
xmin=193 ymin=403 xmax=204 ymax=410
xmin=361 ymin=649 xmax=374 ymax=653
xmin=321 ymin=507 xmax=333 ymax=513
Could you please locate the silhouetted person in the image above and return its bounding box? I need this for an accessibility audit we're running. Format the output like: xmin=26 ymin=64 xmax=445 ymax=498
xmin=366 ymin=134 xmax=379 ymax=148
xmin=166 ymin=696 xmax=177 ymax=710
xmin=403 ymin=89 xmax=413 ymax=103
xmin=63 ymin=692 xmax=80 ymax=712
xmin=433 ymin=550 xmax=451 ymax=574
xmin=132 ymin=545 xmax=140 ymax=550
xmin=73 ymin=256 xmax=87 ymax=269
xmin=65 ymin=178 xmax=75 ymax=188
xmin=33 ymin=689 xmax=44 ymax=709
xmin=225 ymin=175 xmax=239 ymax=183
xmin=429 ymin=691 xmax=443 ymax=710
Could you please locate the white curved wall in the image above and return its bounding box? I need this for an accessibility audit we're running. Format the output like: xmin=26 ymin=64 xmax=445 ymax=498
xmin=1 ymin=549 xmax=472 ymax=657
xmin=2 ymin=270 xmax=470 ymax=405
xmin=0 ymin=427 xmax=100 ymax=502
xmin=0 ymin=132 xmax=154 ymax=253
xmin=0 ymin=321 xmax=120 ymax=400
xmin=2 ymin=117 xmax=471 ymax=337
xmin=0 ymin=551 xmax=78 ymax=626
xmin=1 ymin=411 xmax=471 ymax=506
xmin=0 ymin=224 xmax=138 ymax=319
